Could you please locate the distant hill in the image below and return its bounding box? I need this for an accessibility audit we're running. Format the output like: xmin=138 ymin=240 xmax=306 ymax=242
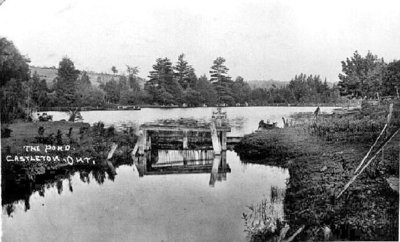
xmin=246 ymin=79 xmax=289 ymax=89
xmin=29 ymin=66 xmax=58 ymax=86
xmin=29 ymin=66 xmax=146 ymax=88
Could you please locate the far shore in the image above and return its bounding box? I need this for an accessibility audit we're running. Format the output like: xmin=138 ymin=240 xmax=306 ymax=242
xmin=36 ymin=103 xmax=350 ymax=112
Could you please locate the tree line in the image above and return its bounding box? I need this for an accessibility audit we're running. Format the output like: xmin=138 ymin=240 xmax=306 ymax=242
xmin=338 ymin=51 xmax=400 ymax=99
xmin=1 ymin=36 xmax=399 ymax=123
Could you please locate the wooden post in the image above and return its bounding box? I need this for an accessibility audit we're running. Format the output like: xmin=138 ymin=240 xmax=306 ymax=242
xmin=136 ymin=155 xmax=146 ymax=177
xmin=143 ymin=130 xmax=148 ymax=151
xmin=209 ymin=155 xmax=221 ymax=187
xmin=138 ymin=130 xmax=146 ymax=155
xmin=210 ymin=122 xmax=221 ymax=155
xmin=221 ymin=131 xmax=227 ymax=150
xmin=146 ymin=132 xmax=151 ymax=150
xmin=183 ymin=131 xmax=188 ymax=149
xmin=221 ymin=151 xmax=227 ymax=180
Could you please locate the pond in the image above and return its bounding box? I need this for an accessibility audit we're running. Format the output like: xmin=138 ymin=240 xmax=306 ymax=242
xmin=47 ymin=106 xmax=333 ymax=136
xmin=2 ymin=106 xmax=334 ymax=241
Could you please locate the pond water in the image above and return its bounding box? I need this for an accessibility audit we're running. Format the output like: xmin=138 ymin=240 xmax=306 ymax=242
xmin=2 ymin=106 xmax=334 ymax=241
xmin=46 ymin=106 xmax=334 ymax=136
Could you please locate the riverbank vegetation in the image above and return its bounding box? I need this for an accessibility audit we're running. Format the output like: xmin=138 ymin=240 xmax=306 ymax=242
xmin=1 ymin=121 xmax=137 ymax=214
xmin=3 ymin=36 xmax=399 ymax=124
xmin=235 ymin=103 xmax=400 ymax=241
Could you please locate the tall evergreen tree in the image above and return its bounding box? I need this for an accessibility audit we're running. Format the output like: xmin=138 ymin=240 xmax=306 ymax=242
xmin=146 ymin=57 xmax=183 ymax=104
xmin=54 ymin=57 xmax=80 ymax=106
xmin=209 ymin=57 xmax=234 ymax=105
xmin=173 ymin=54 xmax=193 ymax=89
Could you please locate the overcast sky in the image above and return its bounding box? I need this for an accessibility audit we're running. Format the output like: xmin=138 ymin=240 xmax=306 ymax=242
xmin=1 ymin=0 xmax=400 ymax=82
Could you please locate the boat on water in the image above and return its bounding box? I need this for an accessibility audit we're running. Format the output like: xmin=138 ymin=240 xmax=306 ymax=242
xmin=38 ymin=113 xmax=53 ymax=122
xmin=117 ymin=105 xmax=141 ymax=110
xmin=257 ymin=120 xmax=277 ymax=130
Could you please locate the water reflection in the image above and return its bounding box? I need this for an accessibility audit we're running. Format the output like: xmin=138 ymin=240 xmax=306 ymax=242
xmin=2 ymin=151 xmax=289 ymax=241
xmin=3 ymin=107 xmax=305 ymax=241
xmin=243 ymin=186 xmax=286 ymax=241
xmin=2 ymin=167 xmax=118 ymax=217
xmin=133 ymin=150 xmax=231 ymax=187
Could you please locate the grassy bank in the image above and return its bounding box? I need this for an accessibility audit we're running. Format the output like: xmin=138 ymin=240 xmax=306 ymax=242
xmin=1 ymin=120 xmax=137 ymax=209
xmin=235 ymin=103 xmax=399 ymax=241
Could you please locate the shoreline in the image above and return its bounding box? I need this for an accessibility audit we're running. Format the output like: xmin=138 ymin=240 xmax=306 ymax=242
xmin=234 ymin=104 xmax=399 ymax=241
xmin=36 ymin=103 xmax=346 ymax=112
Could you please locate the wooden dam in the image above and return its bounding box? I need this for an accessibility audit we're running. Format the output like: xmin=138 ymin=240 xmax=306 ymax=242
xmin=131 ymin=114 xmax=233 ymax=186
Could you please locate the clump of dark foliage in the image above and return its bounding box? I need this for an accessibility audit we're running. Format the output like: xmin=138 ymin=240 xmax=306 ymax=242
xmin=1 ymin=121 xmax=138 ymax=215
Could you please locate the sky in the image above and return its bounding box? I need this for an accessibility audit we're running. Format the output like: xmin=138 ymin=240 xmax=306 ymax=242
xmin=1 ymin=0 xmax=400 ymax=83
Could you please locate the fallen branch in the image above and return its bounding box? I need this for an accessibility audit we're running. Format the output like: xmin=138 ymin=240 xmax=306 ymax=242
xmin=277 ymin=224 xmax=290 ymax=242
xmin=337 ymin=127 xmax=400 ymax=199
xmin=107 ymin=142 xmax=118 ymax=160
xmin=284 ymin=225 xmax=305 ymax=242
xmin=354 ymin=103 xmax=393 ymax=174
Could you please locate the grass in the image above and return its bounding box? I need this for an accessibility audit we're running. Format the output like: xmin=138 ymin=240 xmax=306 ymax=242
xmin=234 ymin=102 xmax=400 ymax=241
xmin=1 ymin=120 xmax=138 ymax=210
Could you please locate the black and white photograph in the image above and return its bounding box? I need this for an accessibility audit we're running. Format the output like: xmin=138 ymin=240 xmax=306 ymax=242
xmin=0 ymin=0 xmax=399 ymax=241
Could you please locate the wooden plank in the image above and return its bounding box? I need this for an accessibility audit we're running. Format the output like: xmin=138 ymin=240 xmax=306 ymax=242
xmin=153 ymin=159 xmax=214 ymax=167
xmin=144 ymin=164 xmax=231 ymax=176
xmin=210 ymin=122 xmax=221 ymax=155
xmin=141 ymin=125 xmax=231 ymax=132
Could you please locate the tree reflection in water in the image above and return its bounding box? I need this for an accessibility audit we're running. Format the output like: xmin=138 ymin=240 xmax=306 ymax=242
xmin=2 ymin=164 xmax=124 ymax=217
xmin=3 ymin=148 xmax=230 ymax=217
